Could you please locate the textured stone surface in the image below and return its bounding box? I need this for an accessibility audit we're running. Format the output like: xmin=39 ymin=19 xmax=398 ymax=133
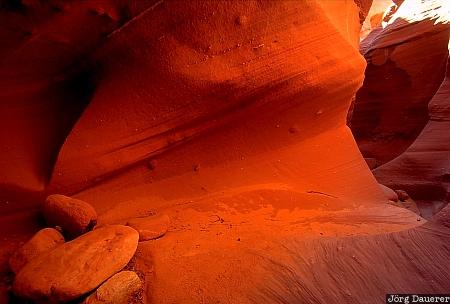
xmin=0 ymin=1 xmax=155 ymax=194
xmin=12 ymin=225 xmax=139 ymax=302
xmin=350 ymin=0 xmax=450 ymax=164
xmin=375 ymin=53 xmax=450 ymax=217
xmin=9 ymin=228 xmax=64 ymax=274
xmin=43 ymin=194 xmax=98 ymax=238
xmin=2 ymin=1 xmax=450 ymax=303
xmin=83 ymin=271 xmax=142 ymax=304
xmin=46 ymin=0 xmax=378 ymax=200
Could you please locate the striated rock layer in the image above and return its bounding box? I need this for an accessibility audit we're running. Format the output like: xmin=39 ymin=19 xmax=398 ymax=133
xmin=47 ymin=0 xmax=375 ymax=197
xmin=375 ymin=52 xmax=450 ymax=217
xmin=0 ymin=0 xmax=159 ymax=195
xmin=0 ymin=0 xmax=449 ymax=303
xmin=350 ymin=0 xmax=450 ymax=217
xmin=350 ymin=0 xmax=450 ymax=164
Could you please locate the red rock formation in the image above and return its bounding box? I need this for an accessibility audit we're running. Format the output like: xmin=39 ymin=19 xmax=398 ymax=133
xmin=47 ymin=0 xmax=375 ymax=198
xmin=1 ymin=1 xmax=450 ymax=303
xmin=359 ymin=0 xmax=393 ymax=40
xmin=350 ymin=0 xmax=450 ymax=165
xmin=375 ymin=52 xmax=450 ymax=217
xmin=0 ymin=0 xmax=157 ymax=195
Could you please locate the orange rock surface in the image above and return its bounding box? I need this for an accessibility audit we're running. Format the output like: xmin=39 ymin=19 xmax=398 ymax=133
xmin=350 ymin=0 xmax=449 ymax=218
xmin=0 ymin=0 xmax=156 ymax=195
xmin=8 ymin=228 xmax=64 ymax=274
xmin=0 ymin=0 xmax=449 ymax=303
xmin=12 ymin=225 xmax=138 ymax=302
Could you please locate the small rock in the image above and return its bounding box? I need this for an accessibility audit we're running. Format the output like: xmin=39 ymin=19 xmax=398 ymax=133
xmin=126 ymin=214 xmax=170 ymax=241
xmin=13 ymin=225 xmax=139 ymax=303
xmin=395 ymin=189 xmax=410 ymax=202
xmin=43 ymin=194 xmax=98 ymax=238
xmin=83 ymin=271 xmax=142 ymax=304
xmin=9 ymin=228 xmax=64 ymax=274
xmin=379 ymin=184 xmax=398 ymax=202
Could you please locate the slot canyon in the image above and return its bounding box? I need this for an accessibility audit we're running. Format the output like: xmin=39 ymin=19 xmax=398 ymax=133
xmin=0 ymin=0 xmax=449 ymax=303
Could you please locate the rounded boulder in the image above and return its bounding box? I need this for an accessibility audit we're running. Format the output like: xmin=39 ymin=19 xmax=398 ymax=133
xmin=43 ymin=194 xmax=98 ymax=238
xmin=9 ymin=228 xmax=65 ymax=274
xmin=12 ymin=225 xmax=139 ymax=303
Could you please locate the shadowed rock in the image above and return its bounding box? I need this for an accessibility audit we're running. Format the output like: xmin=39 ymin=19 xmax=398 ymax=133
xmin=9 ymin=228 xmax=64 ymax=274
xmin=43 ymin=194 xmax=98 ymax=238
xmin=83 ymin=271 xmax=142 ymax=304
xmin=12 ymin=225 xmax=139 ymax=303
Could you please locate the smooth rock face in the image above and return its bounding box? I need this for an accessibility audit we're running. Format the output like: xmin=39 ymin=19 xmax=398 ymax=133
xmin=375 ymin=53 xmax=450 ymax=217
xmin=9 ymin=228 xmax=64 ymax=274
xmin=83 ymin=271 xmax=142 ymax=304
xmin=12 ymin=225 xmax=139 ymax=303
xmin=379 ymin=184 xmax=398 ymax=202
xmin=349 ymin=0 xmax=450 ymax=218
xmin=43 ymin=194 xmax=98 ymax=238
xmin=3 ymin=1 xmax=449 ymax=304
xmin=127 ymin=214 xmax=170 ymax=241
xmin=46 ymin=0 xmax=378 ymax=201
xmin=0 ymin=1 xmax=155 ymax=194
xmin=350 ymin=0 xmax=450 ymax=164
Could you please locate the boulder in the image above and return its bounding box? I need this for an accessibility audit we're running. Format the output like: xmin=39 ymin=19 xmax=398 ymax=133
xmin=9 ymin=228 xmax=65 ymax=274
xmin=126 ymin=214 xmax=170 ymax=241
xmin=43 ymin=194 xmax=98 ymax=238
xmin=83 ymin=271 xmax=142 ymax=304
xmin=379 ymin=184 xmax=399 ymax=202
xmin=12 ymin=225 xmax=139 ymax=303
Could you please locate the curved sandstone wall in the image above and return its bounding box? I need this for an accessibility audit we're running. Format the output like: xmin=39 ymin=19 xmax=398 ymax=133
xmin=350 ymin=0 xmax=450 ymax=164
xmin=375 ymin=52 xmax=450 ymax=217
xmin=43 ymin=0 xmax=383 ymax=209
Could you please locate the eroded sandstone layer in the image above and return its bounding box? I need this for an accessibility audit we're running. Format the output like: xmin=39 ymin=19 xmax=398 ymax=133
xmin=0 ymin=0 xmax=449 ymax=303
xmin=47 ymin=0 xmax=375 ymax=198
xmin=375 ymin=52 xmax=450 ymax=217
xmin=350 ymin=0 xmax=450 ymax=217
xmin=350 ymin=0 xmax=450 ymax=164
xmin=0 ymin=0 xmax=159 ymax=196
